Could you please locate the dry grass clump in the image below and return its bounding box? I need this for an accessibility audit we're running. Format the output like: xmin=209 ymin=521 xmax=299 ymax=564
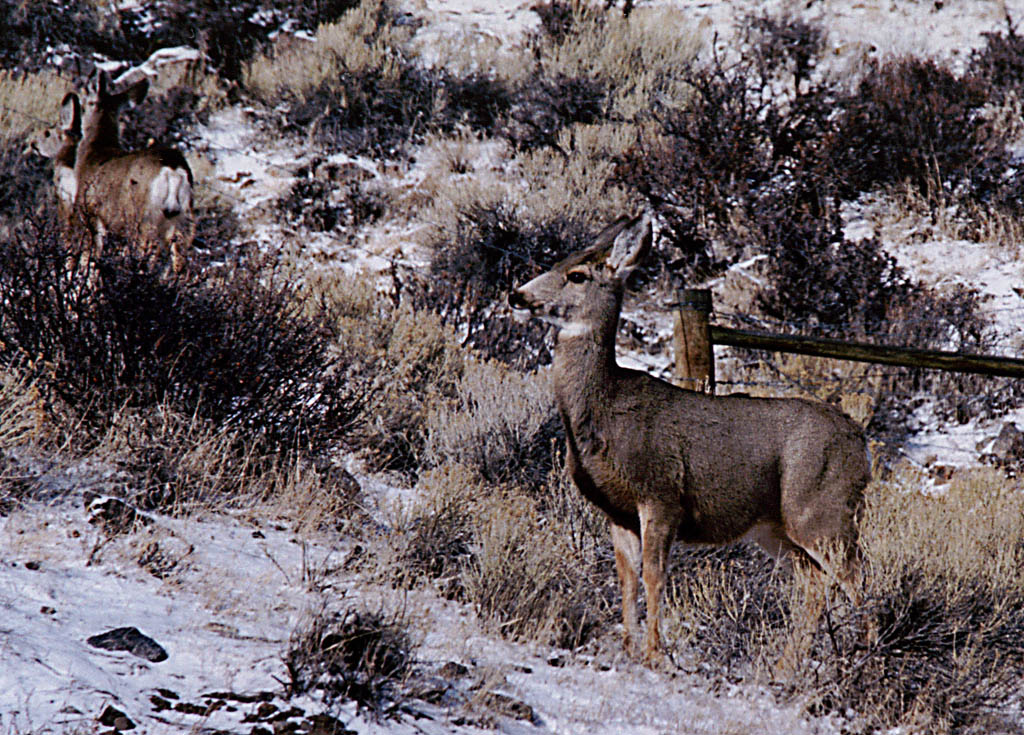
xmin=381 ymin=464 xmax=478 ymax=598
xmin=284 ymin=602 xmax=415 ymax=716
xmin=310 ymin=271 xmax=468 ymax=478
xmin=0 ymin=369 xmax=40 ymax=452
xmin=664 ymin=544 xmax=787 ymax=675
xmin=531 ymin=5 xmax=705 ymax=120
xmin=806 ymin=468 xmax=1024 ymax=733
xmin=460 ymin=486 xmax=613 ymax=650
xmin=382 ymin=459 xmax=613 ymax=651
xmin=514 ymin=123 xmax=639 ymax=222
xmin=244 ymin=0 xmax=409 ymax=101
xmin=862 ymin=467 xmax=1024 ymax=599
xmin=424 ymin=360 xmax=559 ymax=490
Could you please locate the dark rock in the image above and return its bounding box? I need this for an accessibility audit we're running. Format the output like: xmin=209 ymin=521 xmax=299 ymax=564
xmin=86 ymin=627 xmax=168 ymax=662
xmin=979 ymin=422 xmax=1024 ymax=472
xmin=438 ymin=661 xmax=469 ymax=678
xmin=98 ymin=705 xmax=135 ymax=730
xmin=992 ymin=422 xmax=1024 ymax=458
xmin=480 ymin=691 xmax=537 ymax=723
xmin=201 ymin=690 xmax=275 ymax=703
xmin=305 ymin=713 xmax=356 ymax=735
xmin=174 ymin=701 xmax=214 ymax=715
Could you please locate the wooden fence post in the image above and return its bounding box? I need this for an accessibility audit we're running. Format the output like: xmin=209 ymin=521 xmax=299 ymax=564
xmin=673 ymin=288 xmax=715 ymax=393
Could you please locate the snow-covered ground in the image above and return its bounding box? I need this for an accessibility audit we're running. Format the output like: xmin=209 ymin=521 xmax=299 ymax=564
xmin=6 ymin=0 xmax=1024 ymax=732
xmin=0 ymin=464 xmax=836 ymax=735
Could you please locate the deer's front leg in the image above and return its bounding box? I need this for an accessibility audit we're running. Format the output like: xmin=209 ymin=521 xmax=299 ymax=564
xmin=610 ymin=521 xmax=641 ymax=658
xmin=639 ymin=502 xmax=678 ymax=664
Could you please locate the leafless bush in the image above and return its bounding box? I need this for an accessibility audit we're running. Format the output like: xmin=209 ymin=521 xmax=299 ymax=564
xmin=0 ymin=221 xmax=365 ymax=459
xmin=420 ymin=201 xmax=590 ymax=366
xmin=383 ymin=465 xmax=476 ymax=599
xmin=284 ymin=604 xmax=414 ymax=716
xmin=277 ymin=174 xmax=386 ymax=233
xmin=665 ymin=544 xmax=787 ymax=674
xmin=805 ymin=577 xmax=1024 ymax=734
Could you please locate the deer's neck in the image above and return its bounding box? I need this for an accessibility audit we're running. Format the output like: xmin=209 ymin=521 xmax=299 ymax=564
xmin=551 ymin=309 xmax=620 ymax=428
xmin=77 ymin=112 xmax=120 ymax=167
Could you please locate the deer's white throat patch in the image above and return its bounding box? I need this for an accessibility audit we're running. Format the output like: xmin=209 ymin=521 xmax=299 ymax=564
xmin=556 ymin=320 xmax=595 ymax=339
xmin=56 ymin=168 xmax=77 ymax=208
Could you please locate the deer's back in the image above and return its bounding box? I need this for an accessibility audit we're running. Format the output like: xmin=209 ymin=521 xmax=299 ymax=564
xmin=79 ymin=147 xmax=192 ymax=230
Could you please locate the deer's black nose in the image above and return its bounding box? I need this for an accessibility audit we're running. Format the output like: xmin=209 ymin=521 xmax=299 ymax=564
xmin=508 ymin=290 xmax=532 ymax=311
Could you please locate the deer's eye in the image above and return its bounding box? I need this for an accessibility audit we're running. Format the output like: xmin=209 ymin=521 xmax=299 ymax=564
xmin=566 ymin=270 xmax=588 ymax=284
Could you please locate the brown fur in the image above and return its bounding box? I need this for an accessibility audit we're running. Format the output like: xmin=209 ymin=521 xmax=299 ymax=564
xmin=33 ymin=70 xmax=195 ymax=275
xmin=510 ymin=213 xmax=870 ymax=663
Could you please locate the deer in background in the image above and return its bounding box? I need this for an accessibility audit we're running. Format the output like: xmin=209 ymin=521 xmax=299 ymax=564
xmin=30 ymin=61 xmax=195 ymax=276
xmin=509 ymin=213 xmax=870 ymax=664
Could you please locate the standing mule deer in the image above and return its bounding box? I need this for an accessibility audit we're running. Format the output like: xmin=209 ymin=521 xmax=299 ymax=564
xmin=30 ymin=63 xmax=194 ymax=275
xmin=509 ymin=213 xmax=870 ymax=664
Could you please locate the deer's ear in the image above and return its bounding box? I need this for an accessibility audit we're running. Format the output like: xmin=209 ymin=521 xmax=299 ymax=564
xmin=607 ymin=212 xmax=652 ymax=279
xmin=59 ymin=93 xmax=81 ymax=137
xmin=87 ymin=69 xmax=110 ymax=99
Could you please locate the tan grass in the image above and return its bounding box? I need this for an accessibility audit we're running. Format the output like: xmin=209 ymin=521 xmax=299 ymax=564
xmin=424 ymin=358 xmax=552 ymax=483
xmin=461 ymin=487 xmax=606 ymax=647
xmin=412 ymin=121 xmax=642 ymax=254
xmin=0 ymin=368 xmax=45 ymax=450
xmin=864 ymin=176 xmax=1024 ymax=255
xmin=243 ymin=0 xmax=412 ymax=101
xmin=0 ymin=69 xmax=70 ymax=143
xmin=861 ymin=466 xmax=1024 ymax=599
xmin=538 ymin=6 xmax=706 ymax=119
xmin=513 ymin=122 xmax=641 ymax=221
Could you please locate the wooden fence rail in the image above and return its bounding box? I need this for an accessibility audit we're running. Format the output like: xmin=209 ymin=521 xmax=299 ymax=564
xmin=673 ymin=288 xmax=1024 ymax=391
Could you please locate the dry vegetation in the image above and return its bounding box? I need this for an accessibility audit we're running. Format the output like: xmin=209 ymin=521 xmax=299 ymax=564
xmin=4 ymin=0 xmax=1024 ymax=732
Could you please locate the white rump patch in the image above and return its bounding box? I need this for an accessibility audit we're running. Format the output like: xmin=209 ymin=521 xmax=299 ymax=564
xmin=149 ymin=167 xmax=191 ymax=218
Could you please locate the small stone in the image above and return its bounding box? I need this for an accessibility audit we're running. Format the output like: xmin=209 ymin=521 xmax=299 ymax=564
xmin=86 ymin=627 xmax=168 ymax=662
xmin=480 ymin=691 xmax=536 ymax=723
xmin=98 ymin=705 xmax=135 ymax=730
xmin=256 ymin=702 xmax=278 ymax=719
xmin=438 ymin=661 xmax=469 ymax=678
xmin=305 ymin=713 xmax=356 ymax=735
